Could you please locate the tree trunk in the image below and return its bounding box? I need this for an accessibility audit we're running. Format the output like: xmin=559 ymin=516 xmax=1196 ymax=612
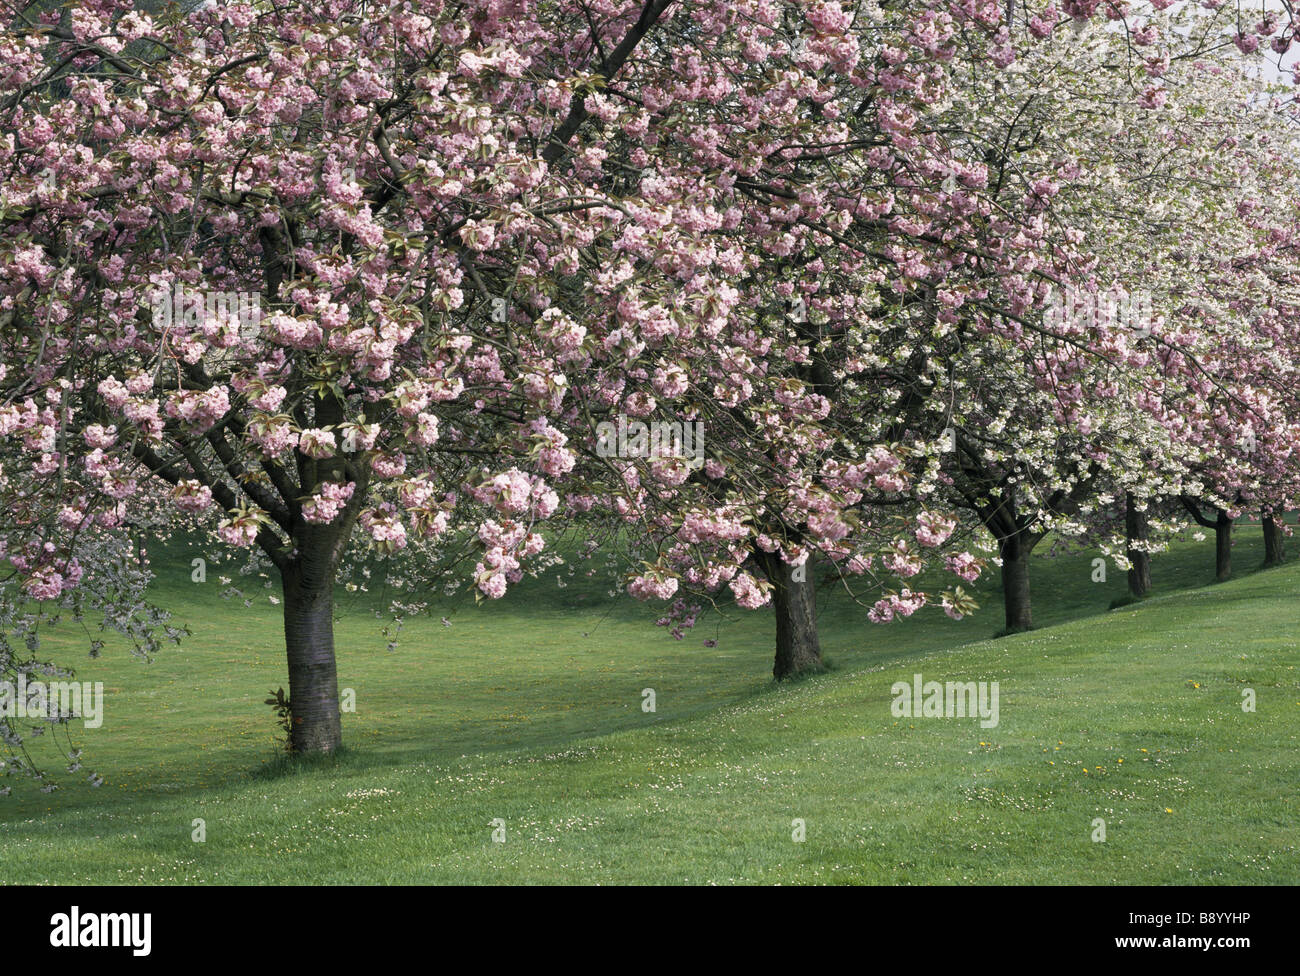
xmin=757 ymin=553 xmax=822 ymax=681
xmin=1263 ymin=514 xmax=1285 ymax=567
xmin=999 ymin=532 xmax=1033 ymax=632
xmin=1125 ymin=493 xmax=1151 ymax=598
xmin=281 ymin=554 xmax=342 ymax=754
xmin=1214 ymin=511 xmax=1232 ymax=583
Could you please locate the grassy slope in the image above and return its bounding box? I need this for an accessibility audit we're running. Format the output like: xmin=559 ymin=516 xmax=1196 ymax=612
xmin=0 ymin=526 xmax=1296 ymax=884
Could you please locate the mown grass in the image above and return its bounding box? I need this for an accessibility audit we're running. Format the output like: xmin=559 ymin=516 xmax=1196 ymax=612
xmin=0 ymin=523 xmax=1295 ymax=884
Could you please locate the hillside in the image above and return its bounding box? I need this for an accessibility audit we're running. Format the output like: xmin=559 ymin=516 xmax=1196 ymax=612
xmin=1 ymin=532 xmax=1296 ymax=884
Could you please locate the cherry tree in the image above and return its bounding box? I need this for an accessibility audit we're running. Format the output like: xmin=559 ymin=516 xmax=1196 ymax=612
xmin=537 ymin=0 xmax=1022 ymax=675
xmin=0 ymin=0 xmax=703 ymax=758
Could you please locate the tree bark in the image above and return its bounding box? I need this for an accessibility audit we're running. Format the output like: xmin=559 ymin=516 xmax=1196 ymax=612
xmin=1214 ymin=511 xmax=1233 ymax=583
xmin=999 ymin=532 xmax=1034 ymax=632
xmin=756 ymin=553 xmax=822 ymax=681
xmin=1263 ymin=514 xmax=1285 ymax=567
xmin=1125 ymin=493 xmax=1151 ymax=598
xmin=280 ymin=549 xmax=342 ymax=754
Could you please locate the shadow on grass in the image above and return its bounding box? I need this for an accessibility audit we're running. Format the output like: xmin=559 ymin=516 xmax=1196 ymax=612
xmin=248 ymin=746 xmax=362 ymax=782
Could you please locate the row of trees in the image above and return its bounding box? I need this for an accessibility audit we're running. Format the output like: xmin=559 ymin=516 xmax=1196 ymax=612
xmin=2 ymin=0 xmax=1299 ymax=780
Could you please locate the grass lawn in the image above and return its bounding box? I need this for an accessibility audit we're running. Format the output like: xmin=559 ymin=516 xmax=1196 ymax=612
xmin=0 ymin=525 xmax=1296 ymax=884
